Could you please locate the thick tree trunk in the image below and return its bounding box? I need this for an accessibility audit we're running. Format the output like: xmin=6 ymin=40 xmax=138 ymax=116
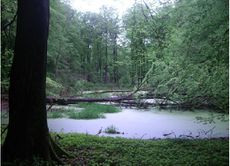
xmin=2 ymin=0 xmax=56 ymax=163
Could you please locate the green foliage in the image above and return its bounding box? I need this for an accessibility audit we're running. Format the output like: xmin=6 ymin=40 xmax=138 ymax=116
xmin=46 ymin=0 xmax=123 ymax=90
xmin=2 ymin=131 xmax=228 ymax=165
xmin=1 ymin=0 xmax=17 ymax=93
xmin=78 ymin=103 xmax=117 ymax=112
xmin=73 ymin=80 xmax=94 ymax=94
xmin=68 ymin=109 xmax=104 ymax=119
xmin=104 ymin=125 xmax=119 ymax=134
xmin=74 ymin=103 xmax=120 ymax=119
xmin=47 ymin=110 xmax=65 ymax=119
xmin=58 ymin=133 xmax=229 ymax=165
xmin=2 ymin=0 xmax=228 ymax=111
xmin=46 ymin=77 xmax=63 ymax=96
xmin=123 ymin=0 xmax=228 ymax=111
xmin=47 ymin=103 xmax=120 ymax=119
xmin=1 ymin=49 xmax=14 ymax=93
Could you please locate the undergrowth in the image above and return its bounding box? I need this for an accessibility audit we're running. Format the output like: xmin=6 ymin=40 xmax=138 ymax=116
xmin=1 ymin=128 xmax=228 ymax=165
xmin=58 ymin=133 xmax=229 ymax=166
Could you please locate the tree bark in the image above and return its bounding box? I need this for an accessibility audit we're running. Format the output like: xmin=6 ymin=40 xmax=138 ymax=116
xmin=112 ymin=33 xmax=118 ymax=83
xmin=103 ymin=28 xmax=109 ymax=83
xmin=46 ymin=95 xmax=134 ymax=105
xmin=2 ymin=0 xmax=57 ymax=163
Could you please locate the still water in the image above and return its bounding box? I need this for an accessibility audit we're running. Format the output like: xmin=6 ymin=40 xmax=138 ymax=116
xmin=48 ymin=107 xmax=229 ymax=139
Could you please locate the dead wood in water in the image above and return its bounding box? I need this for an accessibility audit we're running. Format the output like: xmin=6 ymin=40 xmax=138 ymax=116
xmin=46 ymin=96 xmax=134 ymax=105
xmin=82 ymin=90 xmax=132 ymax=95
xmin=46 ymin=96 xmax=178 ymax=109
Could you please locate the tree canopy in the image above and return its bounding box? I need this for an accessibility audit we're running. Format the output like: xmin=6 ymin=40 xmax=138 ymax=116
xmin=1 ymin=0 xmax=228 ymax=111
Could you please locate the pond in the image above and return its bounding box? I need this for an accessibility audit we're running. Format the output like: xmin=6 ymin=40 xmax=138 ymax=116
xmin=48 ymin=107 xmax=229 ymax=139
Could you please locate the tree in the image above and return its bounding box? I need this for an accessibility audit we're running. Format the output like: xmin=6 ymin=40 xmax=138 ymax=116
xmin=2 ymin=0 xmax=61 ymax=164
xmin=1 ymin=0 xmax=17 ymax=93
xmin=121 ymin=0 xmax=228 ymax=111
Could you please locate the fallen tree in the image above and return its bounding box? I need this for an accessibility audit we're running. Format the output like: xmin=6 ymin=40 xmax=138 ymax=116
xmin=46 ymin=95 xmax=213 ymax=109
xmin=82 ymin=90 xmax=133 ymax=95
xmin=46 ymin=95 xmax=182 ymax=109
xmin=3 ymin=94 xmax=213 ymax=110
xmin=46 ymin=95 xmax=134 ymax=105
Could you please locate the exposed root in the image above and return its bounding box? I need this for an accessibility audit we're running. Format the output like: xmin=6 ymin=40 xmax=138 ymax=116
xmin=2 ymin=127 xmax=72 ymax=165
xmin=1 ymin=124 xmax=8 ymax=135
xmin=50 ymin=135 xmax=73 ymax=158
xmin=48 ymin=138 xmax=63 ymax=165
xmin=47 ymin=134 xmax=74 ymax=165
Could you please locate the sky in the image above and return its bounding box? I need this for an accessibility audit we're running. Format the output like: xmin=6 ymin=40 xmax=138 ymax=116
xmin=67 ymin=0 xmax=174 ymax=45
xmin=68 ymin=0 xmax=135 ymax=17
xmin=67 ymin=0 xmax=176 ymax=17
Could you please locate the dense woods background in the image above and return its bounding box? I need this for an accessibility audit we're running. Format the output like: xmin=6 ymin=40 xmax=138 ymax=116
xmin=1 ymin=0 xmax=228 ymax=111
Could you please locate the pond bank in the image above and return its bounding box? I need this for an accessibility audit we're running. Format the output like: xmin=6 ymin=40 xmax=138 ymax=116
xmin=56 ymin=133 xmax=229 ymax=165
xmin=1 ymin=132 xmax=228 ymax=165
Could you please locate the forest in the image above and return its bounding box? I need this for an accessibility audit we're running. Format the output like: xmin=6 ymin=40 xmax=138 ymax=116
xmin=1 ymin=0 xmax=229 ymax=165
xmin=2 ymin=0 xmax=229 ymax=111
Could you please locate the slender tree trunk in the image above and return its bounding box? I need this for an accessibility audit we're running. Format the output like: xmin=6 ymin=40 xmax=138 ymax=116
xmin=86 ymin=44 xmax=91 ymax=81
xmin=99 ymin=43 xmax=103 ymax=82
xmin=2 ymin=0 xmax=56 ymax=163
xmin=96 ymin=41 xmax=101 ymax=82
xmin=130 ymin=1 xmax=137 ymax=85
xmin=104 ymin=28 xmax=109 ymax=83
xmin=112 ymin=33 xmax=118 ymax=83
xmin=54 ymin=44 xmax=61 ymax=78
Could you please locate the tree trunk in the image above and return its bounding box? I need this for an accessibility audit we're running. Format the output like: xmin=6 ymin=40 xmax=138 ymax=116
xmin=2 ymin=0 xmax=57 ymax=163
xmin=104 ymin=28 xmax=109 ymax=83
xmin=97 ymin=41 xmax=103 ymax=82
xmin=112 ymin=33 xmax=118 ymax=83
xmin=86 ymin=44 xmax=92 ymax=82
xmin=46 ymin=95 xmax=134 ymax=105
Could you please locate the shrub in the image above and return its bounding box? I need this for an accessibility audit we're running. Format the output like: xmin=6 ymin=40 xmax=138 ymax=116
xmin=104 ymin=125 xmax=119 ymax=134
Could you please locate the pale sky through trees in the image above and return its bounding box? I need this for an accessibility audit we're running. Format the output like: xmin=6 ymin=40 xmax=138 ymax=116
xmin=68 ymin=0 xmax=175 ymax=17
xmin=69 ymin=0 xmax=134 ymax=17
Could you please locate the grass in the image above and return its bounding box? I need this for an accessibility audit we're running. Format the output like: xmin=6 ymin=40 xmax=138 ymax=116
xmin=104 ymin=125 xmax=119 ymax=134
xmin=56 ymin=133 xmax=229 ymax=166
xmin=47 ymin=103 xmax=120 ymax=119
xmin=47 ymin=110 xmax=65 ymax=118
xmin=78 ymin=103 xmax=119 ymax=113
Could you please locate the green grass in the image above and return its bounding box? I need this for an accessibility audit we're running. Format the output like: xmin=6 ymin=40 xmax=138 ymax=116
xmin=47 ymin=111 xmax=65 ymax=118
xmin=67 ymin=110 xmax=105 ymax=119
xmin=104 ymin=125 xmax=119 ymax=134
xmin=78 ymin=103 xmax=119 ymax=113
xmin=56 ymin=133 xmax=229 ymax=166
xmin=71 ymin=103 xmax=120 ymax=119
xmin=47 ymin=103 xmax=120 ymax=119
